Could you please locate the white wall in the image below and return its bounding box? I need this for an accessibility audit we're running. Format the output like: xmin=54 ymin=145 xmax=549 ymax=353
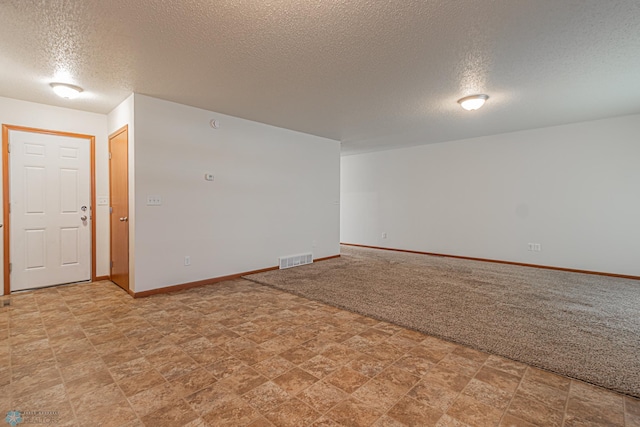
xmin=133 ymin=95 xmax=340 ymax=292
xmin=341 ymin=114 xmax=640 ymax=276
xmin=0 ymin=96 xmax=110 ymax=295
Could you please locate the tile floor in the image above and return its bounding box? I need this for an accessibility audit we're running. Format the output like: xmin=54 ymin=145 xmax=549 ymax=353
xmin=0 ymin=279 xmax=639 ymax=427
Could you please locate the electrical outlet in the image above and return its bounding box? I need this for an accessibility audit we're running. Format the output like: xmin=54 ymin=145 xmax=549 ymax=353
xmin=184 ymin=256 xmax=191 ymax=266
xmin=382 ymin=232 xmax=387 ymax=239
xmin=528 ymin=243 xmax=542 ymax=252
xmin=147 ymin=195 xmax=162 ymax=206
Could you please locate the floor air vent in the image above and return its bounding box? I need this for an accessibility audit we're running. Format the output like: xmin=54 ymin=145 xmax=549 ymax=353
xmin=279 ymin=253 xmax=313 ymax=269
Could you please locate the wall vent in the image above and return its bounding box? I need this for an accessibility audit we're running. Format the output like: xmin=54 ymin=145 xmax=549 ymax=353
xmin=279 ymin=253 xmax=313 ymax=269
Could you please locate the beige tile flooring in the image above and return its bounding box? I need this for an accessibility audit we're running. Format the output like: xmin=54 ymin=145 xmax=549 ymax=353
xmin=1 ymin=279 xmax=639 ymax=427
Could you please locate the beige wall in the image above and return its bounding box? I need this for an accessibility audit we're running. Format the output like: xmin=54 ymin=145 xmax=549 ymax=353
xmin=131 ymin=95 xmax=341 ymax=292
xmin=341 ymin=113 xmax=640 ymax=276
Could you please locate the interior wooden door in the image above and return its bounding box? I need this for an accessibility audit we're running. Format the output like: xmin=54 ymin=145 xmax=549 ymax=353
xmin=109 ymin=126 xmax=129 ymax=291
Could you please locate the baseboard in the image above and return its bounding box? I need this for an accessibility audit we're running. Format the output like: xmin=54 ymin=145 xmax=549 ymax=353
xmin=315 ymin=254 xmax=341 ymax=262
xmin=94 ymin=275 xmax=110 ymax=281
xmin=132 ymin=266 xmax=279 ymax=298
xmin=132 ymin=254 xmax=341 ymax=298
xmin=340 ymin=243 xmax=640 ymax=281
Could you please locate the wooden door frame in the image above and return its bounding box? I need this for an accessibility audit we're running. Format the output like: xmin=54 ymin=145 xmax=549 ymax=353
xmin=2 ymin=124 xmax=97 ymax=295
xmin=108 ymin=125 xmax=129 ymax=291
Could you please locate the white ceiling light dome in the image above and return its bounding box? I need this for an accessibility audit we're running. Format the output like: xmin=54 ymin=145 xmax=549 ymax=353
xmin=457 ymin=94 xmax=489 ymax=111
xmin=50 ymin=82 xmax=83 ymax=99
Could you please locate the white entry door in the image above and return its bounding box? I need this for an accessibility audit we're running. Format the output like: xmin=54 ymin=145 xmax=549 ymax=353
xmin=9 ymin=130 xmax=91 ymax=291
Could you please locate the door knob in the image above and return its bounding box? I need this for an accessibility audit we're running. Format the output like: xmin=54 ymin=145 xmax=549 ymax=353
xmin=120 ymin=217 xmax=128 ymax=222
xmin=81 ymin=215 xmax=87 ymax=221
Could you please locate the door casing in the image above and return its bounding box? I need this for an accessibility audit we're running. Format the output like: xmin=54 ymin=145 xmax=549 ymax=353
xmin=2 ymin=124 xmax=97 ymax=295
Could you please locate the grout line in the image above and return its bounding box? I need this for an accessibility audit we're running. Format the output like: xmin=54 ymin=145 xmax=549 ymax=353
xmin=347 ymin=333 xmax=426 ymax=425
xmin=623 ymin=395 xmax=628 ymax=427
xmin=5 ymin=296 xmax=13 ymax=417
xmin=54 ymin=300 xmax=78 ymax=426
xmin=498 ymin=363 xmax=528 ymax=426
xmin=79 ymin=283 xmax=148 ymax=426
xmin=37 ymin=288 xmax=80 ymax=426
xmin=562 ymin=380 xmax=573 ymax=427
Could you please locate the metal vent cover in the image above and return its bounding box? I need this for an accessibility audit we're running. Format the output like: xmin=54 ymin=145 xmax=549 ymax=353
xmin=279 ymin=253 xmax=313 ymax=269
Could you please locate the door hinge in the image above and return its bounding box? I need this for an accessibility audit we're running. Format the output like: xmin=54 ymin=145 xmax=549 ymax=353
xmin=7 ymin=143 xmax=10 ymax=153
xmin=111 ymin=260 xmax=114 ymax=269
xmin=8 ymin=203 xmax=10 ymax=214
xmin=109 ymin=152 xmax=112 ymax=160
xmin=9 ymin=263 xmax=11 ymax=273
xmin=109 ymin=206 xmax=113 ymax=214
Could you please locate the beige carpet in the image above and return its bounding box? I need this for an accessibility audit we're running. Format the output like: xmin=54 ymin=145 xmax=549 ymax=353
xmin=245 ymin=245 xmax=640 ymax=397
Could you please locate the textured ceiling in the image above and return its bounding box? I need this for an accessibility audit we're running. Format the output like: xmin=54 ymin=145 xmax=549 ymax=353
xmin=1 ymin=0 xmax=639 ymax=154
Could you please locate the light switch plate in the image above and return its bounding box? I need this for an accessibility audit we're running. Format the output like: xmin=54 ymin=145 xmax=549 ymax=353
xmin=97 ymin=196 xmax=108 ymax=206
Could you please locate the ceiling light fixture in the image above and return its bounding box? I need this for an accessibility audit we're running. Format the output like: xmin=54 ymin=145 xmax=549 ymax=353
xmin=457 ymin=94 xmax=489 ymax=111
xmin=50 ymin=82 xmax=83 ymax=99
